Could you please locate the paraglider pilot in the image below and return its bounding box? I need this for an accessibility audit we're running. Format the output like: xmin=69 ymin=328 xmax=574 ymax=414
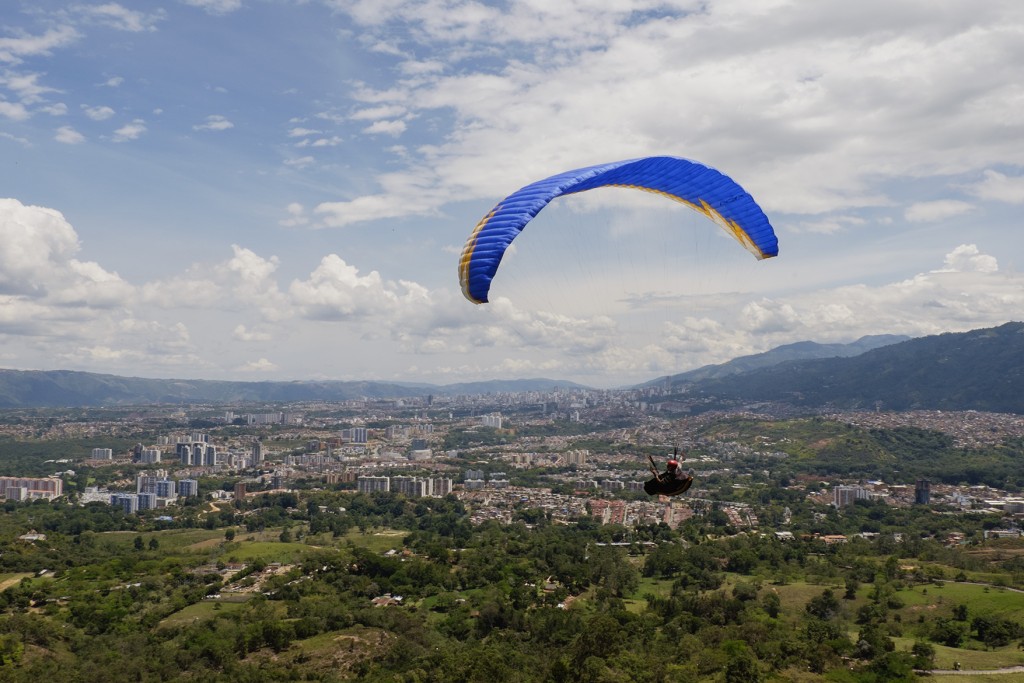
xmin=643 ymin=449 xmax=693 ymax=496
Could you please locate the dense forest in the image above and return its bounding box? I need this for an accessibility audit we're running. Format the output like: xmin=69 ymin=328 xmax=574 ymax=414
xmin=0 ymin=486 xmax=1021 ymax=681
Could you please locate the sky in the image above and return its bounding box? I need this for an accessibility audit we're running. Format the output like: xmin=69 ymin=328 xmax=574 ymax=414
xmin=1 ymin=0 xmax=1022 ymax=389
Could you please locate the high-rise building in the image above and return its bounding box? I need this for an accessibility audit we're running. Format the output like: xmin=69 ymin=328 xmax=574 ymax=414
xmin=563 ymin=450 xmax=588 ymax=466
xmin=111 ymin=493 xmax=139 ymax=514
xmin=155 ymin=480 xmax=176 ymax=498
xmin=431 ymin=478 xmax=453 ymax=497
xmin=357 ymin=476 xmax=390 ymax=493
xmin=140 ymin=448 xmax=162 ymax=464
xmin=252 ymin=440 xmax=264 ymax=466
xmin=0 ymin=477 xmax=63 ymax=500
xmin=177 ymin=479 xmax=199 ymax=497
xmin=91 ymin=448 xmax=113 ymax=460
xmin=833 ymin=486 xmax=867 ymax=508
xmin=915 ymin=479 xmax=931 ymax=505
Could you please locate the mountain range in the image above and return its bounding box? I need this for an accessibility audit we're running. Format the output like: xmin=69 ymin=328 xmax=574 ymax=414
xmin=0 ymin=322 xmax=1020 ymax=412
xmin=678 ymin=321 xmax=1024 ymax=414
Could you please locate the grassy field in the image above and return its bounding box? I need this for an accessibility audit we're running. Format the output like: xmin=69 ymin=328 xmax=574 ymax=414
xmin=891 ymin=635 xmax=1024 ymax=671
xmin=337 ymin=528 xmax=410 ymax=553
xmin=624 ymin=576 xmax=675 ymax=613
xmin=158 ymin=598 xmax=250 ymax=627
xmin=896 ymin=582 xmax=1024 ymax=620
xmin=0 ymin=573 xmax=33 ymax=591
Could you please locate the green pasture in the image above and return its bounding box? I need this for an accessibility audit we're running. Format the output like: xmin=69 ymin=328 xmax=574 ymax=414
xmin=158 ymin=598 xmax=249 ymax=627
xmin=97 ymin=528 xmax=225 ymax=552
xmin=892 ymin=635 xmax=1024 ymax=671
xmin=219 ymin=541 xmax=314 ymax=564
xmin=928 ymin=676 xmax=1024 ymax=683
xmin=340 ymin=528 xmax=409 ymax=553
xmin=895 ymin=582 xmax=1024 ymax=620
xmin=625 ymin=576 xmax=676 ymax=613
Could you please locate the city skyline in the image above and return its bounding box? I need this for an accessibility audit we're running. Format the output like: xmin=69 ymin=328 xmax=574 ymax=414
xmin=1 ymin=1 xmax=1023 ymax=388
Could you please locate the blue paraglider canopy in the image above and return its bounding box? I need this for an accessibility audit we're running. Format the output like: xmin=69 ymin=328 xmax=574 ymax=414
xmin=458 ymin=156 xmax=778 ymax=304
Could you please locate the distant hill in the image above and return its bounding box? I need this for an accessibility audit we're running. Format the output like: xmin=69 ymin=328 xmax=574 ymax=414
xmin=0 ymin=371 xmax=590 ymax=408
xmin=639 ymin=334 xmax=909 ymax=387
xmin=1 ymin=323 xmax=1020 ymax=411
xmin=682 ymin=322 xmax=1024 ymax=414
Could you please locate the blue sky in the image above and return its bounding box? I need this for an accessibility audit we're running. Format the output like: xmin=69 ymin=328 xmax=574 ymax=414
xmin=1 ymin=0 xmax=1022 ymax=388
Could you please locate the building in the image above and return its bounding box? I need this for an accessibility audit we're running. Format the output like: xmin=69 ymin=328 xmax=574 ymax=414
xmin=391 ymin=476 xmax=431 ymax=497
xmin=111 ymin=493 xmax=139 ymax=514
xmin=563 ymin=450 xmax=588 ymax=466
xmin=178 ymin=442 xmax=217 ymax=467
xmin=833 ymin=486 xmax=868 ymax=508
xmin=155 ymin=480 xmax=177 ymax=499
xmin=481 ymin=413 xmax=503 ymax=428
xmin=915 ymin=479 xmax=931 ymax=505
xmin=431 ymin=477 xmax=453 ymax=497
xmin=177 ymin=479 xmax=199 ymax=497
xmin=140 ymin=448 xmax=162 ymax=464
xmin=252 ymin=440 xmax=264 ymax=465
xmin=234 ymin=482 xmax=247 ymax=500
xmin=0 ymin=477 xmax=63 ymax=501
xmin=588 ymin=499 xmax=626 ymax=525
xmin=91 ymin=448 xmax=113 ymax=460
xmin=357 ymin=476 xmax=390 ymax=493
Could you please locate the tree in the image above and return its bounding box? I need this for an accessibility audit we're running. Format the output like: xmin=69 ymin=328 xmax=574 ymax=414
xmin=911 ymin=641 xmax=935 ymax=670
xmin=805 ymin=589 xmax=840 ymax=620
xmin=723 ymin=641 xmax=761 ymax=683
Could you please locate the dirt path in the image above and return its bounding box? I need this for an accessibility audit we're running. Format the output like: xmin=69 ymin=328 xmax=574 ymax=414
xmin=0 ymin=574 xmax=30 ymax=591
xmin=927 ymin=666 xmax=1024 ymax=676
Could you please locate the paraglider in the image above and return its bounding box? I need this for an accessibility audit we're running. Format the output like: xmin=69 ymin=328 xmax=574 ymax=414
xmin=644 ymin=449 xmax=693 ymax=497
xmin=459 ymin=156 xmax=778 ymax=304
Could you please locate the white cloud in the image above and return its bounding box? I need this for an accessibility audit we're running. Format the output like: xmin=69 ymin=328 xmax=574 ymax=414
xmin=78 ymin=4 xmax=166 ymax=32
xmin=101 ymin=76 xmax=124 ymax=88
xmin=311 ymin=1 xmax=1024 ymax=230
xmin=82 ymin=105 xmax=115 ymax=121
xmin=284 ymin=156 xmax=314 ymax=169
xmin=0 ymin=26 xmax=79 ymax=64
xmin=40 ymin=102 xmax=67 ymax=116
xmin=193 ymin=114 xmax=234 ymax=131
xmin=350 ymin=105 xmax=407 ymax=120
xmin=55 ymin=126 xmax=85 ymax=144
xmin=182 ymin=0 xmax=244 ymax=16
xmin=288 ymin=254 xmax=403 ymax=320
xmin=309 ymin=136 xmax=343 ymax=147
xmin=0 ymin=72 xmax=58 ymax=104
xmin=237 ymin=357 xmax=278 ymax=372
xmin=314 ymin=192 xmax=431 ymax=227
xmin=112 ymin=118 xmax=146 ymax=141
xmin=0 ymin=101 xmax=30 ymax=121
xmin=362 ymin=119 xmax=406 ymax=136
xmin=0 ymin=132 xmax=29 ymax=146
xmin=965 ymin=170 xmax=1024 ymax=204
xmin=279 ymin=202 xmax=308 ymax=227
xmin=0 ymin=198 xmax=131 ymax=307
xmin=904 ymin=200 xmax=973 ymax=223
xmin=938 ymin=244 xmax=998 ymax=273
xmin=288 ymin=127 xmax=321 ymax=137
xmin=233 ymin=325 xmax=271 ymax=342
